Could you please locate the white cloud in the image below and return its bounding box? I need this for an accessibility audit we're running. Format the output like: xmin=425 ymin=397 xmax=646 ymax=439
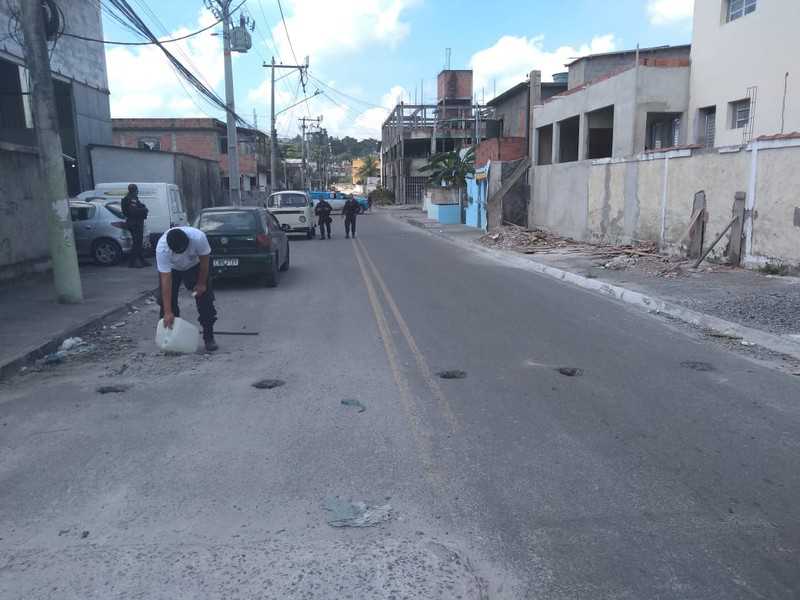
xmin=469 ymin=34 xmax=617 ymax=100
xmin=106 ymin=8 xmax=226 ymax=118
xmin=268 ymin=0 xmax=418 ymax=64
xmin=647 ymin=0 xmax=694 ymax=25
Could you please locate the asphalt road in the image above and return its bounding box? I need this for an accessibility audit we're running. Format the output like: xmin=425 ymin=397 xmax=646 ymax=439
xmin=2 ymin=212 xmax=799 ymax=599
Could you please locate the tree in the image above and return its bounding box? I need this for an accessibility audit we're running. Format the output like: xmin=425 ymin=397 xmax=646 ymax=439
xmin=356 ymin=155 xmax=380 ymax=183
xmin=419 ymin=147 xmax=475 ymax=189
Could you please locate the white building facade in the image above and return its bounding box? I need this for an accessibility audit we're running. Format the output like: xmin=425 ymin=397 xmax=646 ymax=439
xmin=689 ymin=0 xmax=800 ymax=148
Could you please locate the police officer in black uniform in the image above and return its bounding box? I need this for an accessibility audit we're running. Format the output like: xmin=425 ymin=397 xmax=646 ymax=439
xmin=121 ymin=183 xmax=150 ymax=268
xmin=315 ymin=197 xmax=333 ymax=239
xmin=342 ymin=195 xmax=360 ymax=239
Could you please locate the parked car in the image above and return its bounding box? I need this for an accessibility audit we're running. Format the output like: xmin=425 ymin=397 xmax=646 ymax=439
xmin=69 ymin=200 xmax=132 ymax=265
xmin=197 ymin=206 xmax=289 ymax=287
xmin=266 ymin=190 xmax=315 ymax=238
xmin=79 ymin=182 xmax=188 ymax=248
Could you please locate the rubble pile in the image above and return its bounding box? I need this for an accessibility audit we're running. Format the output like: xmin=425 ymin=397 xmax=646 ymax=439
xmin=478 ymin=224 xmax=686 ymax=277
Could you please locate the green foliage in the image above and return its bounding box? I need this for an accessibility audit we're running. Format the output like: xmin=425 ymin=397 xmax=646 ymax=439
xmin=758 ymin=262 xmax=791 ymax=276
xmin=368 ymin=186 xmax=395 ymax=205
xmin=330 ymin=136 xmax=380 ymax=160
xmin=356 ymin=155 xmax=380 ymax=181
xmin=418 ymin=147 xmax=475 ymax=188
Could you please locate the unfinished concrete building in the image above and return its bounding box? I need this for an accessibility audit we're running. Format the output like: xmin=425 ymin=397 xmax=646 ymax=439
xmin=381 ymin=69 xmax=498 ymax=204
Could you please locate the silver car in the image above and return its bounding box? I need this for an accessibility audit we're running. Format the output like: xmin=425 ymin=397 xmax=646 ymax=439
xmin=69 ymin=200 xmax=132 ymax=265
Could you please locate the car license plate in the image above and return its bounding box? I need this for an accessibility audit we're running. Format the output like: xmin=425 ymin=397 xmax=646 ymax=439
xmin=213 ymin=258 xmax=238 ymax=267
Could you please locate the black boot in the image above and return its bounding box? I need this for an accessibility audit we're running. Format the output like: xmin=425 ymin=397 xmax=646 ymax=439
xmin=203 ymin=329 xmax=218 ymax=352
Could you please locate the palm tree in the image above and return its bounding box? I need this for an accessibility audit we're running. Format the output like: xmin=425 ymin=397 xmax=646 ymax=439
xmin=419 ymin=147 xmax=475 ymax=205
xmin=355 ymin=155 xmax=380 ymax=183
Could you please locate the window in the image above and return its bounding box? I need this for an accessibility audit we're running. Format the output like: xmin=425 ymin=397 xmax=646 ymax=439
xmin=727 ymin=0 xmax=756 ymax=22
xmin=70 ymin=205 xmax=96 ymax=221
xmin=730 ymin=99 xmax=750 ymax=129
xmin=198 ymin=210 xmax=259 ymax=233
xmin=137 ymin=137 xmax=160 ymax=151
xmin=699 ymin=106 xmax=716 ymax=148
xmin=219 ymin=136 xmax=228 ymax=154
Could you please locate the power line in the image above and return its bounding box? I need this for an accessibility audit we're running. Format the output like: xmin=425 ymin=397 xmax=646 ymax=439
xmin=63 ymin=0 xmax=247 ymax=45
xmin=308 ymin=74 xmax=384 ymax=109
xmin=102 ymin=0 xmax=249 ymax=125
xmin=275 ymin=0 xmax=299 ymax=66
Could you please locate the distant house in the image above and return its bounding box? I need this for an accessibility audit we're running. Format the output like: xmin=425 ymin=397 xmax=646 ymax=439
xmin=112 ymin=118 xmax=270 ymax=198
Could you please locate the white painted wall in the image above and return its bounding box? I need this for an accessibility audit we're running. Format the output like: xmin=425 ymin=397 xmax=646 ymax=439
xmin=689 ymin=0 xmax=800 ymax=147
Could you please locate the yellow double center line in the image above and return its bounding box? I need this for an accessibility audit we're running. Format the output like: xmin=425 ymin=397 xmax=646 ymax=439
xmin=352 ymin=238 xmax=460 ymax=435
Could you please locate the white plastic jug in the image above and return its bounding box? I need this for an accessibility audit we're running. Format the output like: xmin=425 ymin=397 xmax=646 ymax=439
xmin=155 ymin=317 xmax=200 ymax=353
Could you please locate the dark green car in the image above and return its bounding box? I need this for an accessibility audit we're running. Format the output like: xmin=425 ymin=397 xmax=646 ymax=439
xmin=197 ymin=207 xmax=289 ymax=287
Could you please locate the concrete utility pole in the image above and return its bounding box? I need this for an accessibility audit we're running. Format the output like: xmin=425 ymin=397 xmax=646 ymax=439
xmin=221 ymin=4 xmax=241 ymax=205
xmin=266 ymin=57 xmax=309 ymax=193
xmin=298 ymin=116 xmax=321 ymax=190
xmin=20 ymin=0 xmax=82 ymax=303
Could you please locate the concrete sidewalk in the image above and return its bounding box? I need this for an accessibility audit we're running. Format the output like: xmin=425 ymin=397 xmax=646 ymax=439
xmin=0 ymin=263 xmax=158 ymax=377
xmin=386 ymin=206 xmax=800 ymax=361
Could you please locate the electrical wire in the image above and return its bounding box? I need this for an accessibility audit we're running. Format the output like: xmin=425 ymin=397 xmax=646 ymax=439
xmin=102 ymin=0 xmax=247 ymax=124
xmin=308 ymin=74 xmax=384 ymax=109
xmin=61 ymin=2 xmax=246 ymax=45
xmin=275 ymin=0 xmax=299 ymax=66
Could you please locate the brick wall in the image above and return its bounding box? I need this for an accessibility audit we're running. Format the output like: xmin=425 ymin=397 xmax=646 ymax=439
xmin=476 ymin=138 xmax=527 ymax=167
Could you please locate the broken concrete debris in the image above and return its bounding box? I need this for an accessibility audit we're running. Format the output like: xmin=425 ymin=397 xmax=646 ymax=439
xmin=323 ymin=497 xmax=392 ymax=528
xmin=38 ymin=337 xmax=98 ymax=365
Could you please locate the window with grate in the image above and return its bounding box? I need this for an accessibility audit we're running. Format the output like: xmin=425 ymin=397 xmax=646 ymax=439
xmin=731 ymin=99 xmax=750 ymax=129
xmin=727 ymin=0 xmax=756 ymax=22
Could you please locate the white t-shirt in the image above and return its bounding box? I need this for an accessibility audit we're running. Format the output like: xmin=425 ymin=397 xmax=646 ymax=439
xmin=156 ymin=226 xmax=211 ymax=273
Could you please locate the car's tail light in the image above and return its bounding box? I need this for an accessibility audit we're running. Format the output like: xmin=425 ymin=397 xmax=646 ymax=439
xmin=110 ymin=221 xmax=127 ymax=229
xmin=256 ymin=233 xmax=271 ymax=248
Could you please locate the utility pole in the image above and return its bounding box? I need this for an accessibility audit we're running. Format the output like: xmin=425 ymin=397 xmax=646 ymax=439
xmin=20 ymin=0 xmax=82 ymax=303
xmin=298 ymin=116 xmax=321 ymax=190
xmin=266 ymin=57 xmax=309 ymax=193
xmin=221 ymin=5 xmax=240 ymax=205
xmin=206 ymin=1 xmax=253 ymax=205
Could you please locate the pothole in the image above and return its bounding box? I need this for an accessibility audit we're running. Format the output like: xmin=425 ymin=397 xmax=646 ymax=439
xmin=252 ymin=379 xmax=285 ymax=389
xmin=681 ymin=361 xmax=714 ymax=372
xmin=437 ymin=370 xmax=467 ymax=379
xmin=556 ymin=367 xmax=583 ymax=377
xmin=96 ymin=384 xmax=132 ymax=394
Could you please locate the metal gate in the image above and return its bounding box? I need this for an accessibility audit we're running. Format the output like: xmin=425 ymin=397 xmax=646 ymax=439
xmin=404 ymin=177 xmax=426 ymax=205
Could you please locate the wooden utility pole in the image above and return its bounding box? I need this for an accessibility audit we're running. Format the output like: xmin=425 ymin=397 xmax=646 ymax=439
xmin=19 ymin=0 xmax=82 ymax=303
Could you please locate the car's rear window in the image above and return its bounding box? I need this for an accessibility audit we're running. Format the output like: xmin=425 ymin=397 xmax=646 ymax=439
xmin=198 ymin=211 xmax=259 ymax=233
xmin=276 ymin=193 xmax=307 ymax=207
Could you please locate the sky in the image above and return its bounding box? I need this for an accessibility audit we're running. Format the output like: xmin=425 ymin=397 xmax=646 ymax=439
xmin=102 ymin=0 xmax=694 ymax=140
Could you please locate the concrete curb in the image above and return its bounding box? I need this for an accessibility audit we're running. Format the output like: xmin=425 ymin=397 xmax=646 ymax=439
xmin=0 ymin=286 xmax=159 ymax=381
xmin=395 ymin=214 xmax=800 ymax=362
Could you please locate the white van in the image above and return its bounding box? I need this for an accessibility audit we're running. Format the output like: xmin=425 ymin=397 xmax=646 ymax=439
xmin=78 ymin=182 xmax=188 ymax=247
